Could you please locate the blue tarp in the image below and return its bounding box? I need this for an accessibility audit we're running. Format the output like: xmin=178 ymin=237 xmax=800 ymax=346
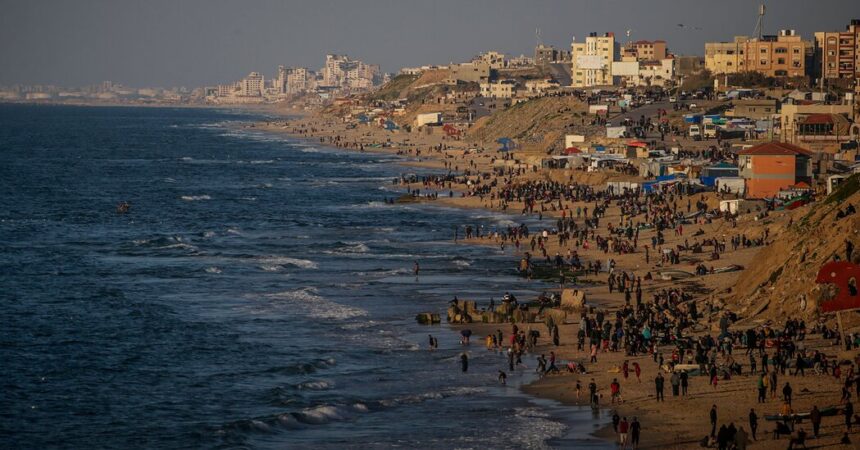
xmin=655 ymin=173 xmax=687 ymax=182
xmin=700 ymin=176 xmax=717 ymax=187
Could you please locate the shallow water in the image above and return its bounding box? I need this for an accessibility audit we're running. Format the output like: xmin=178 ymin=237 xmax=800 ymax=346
xmin=0 ymin=104 xmax=611 ymax=449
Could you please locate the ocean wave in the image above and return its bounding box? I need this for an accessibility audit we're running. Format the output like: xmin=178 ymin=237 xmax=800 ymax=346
xmin=181 ymin=195 xmax=211 ymax=201
xmin=226 ymin=227 xmax=242 ymax=235
xmin=254 ymin=256 xmax=317 ymax=270
xmin=205 ymin=266 xmax=222 ymax=274
xmin=295 ymin=380 xmax=333 ymax=390
xmin=323 ymin=241 xmax=369 ymax=255
xmin=453 ymin=260 xmax=471 ymax=268
xmin=264 ymin=287 xmax=366 ymax=320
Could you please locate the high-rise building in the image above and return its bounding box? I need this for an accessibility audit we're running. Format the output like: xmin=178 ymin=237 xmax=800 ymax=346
xmin=814 ymin=20 xmax=860 ymax=84
xmin=571 ymin=32 xmax=617 ymax=87
xmin=238 ymin=72 xmax=264 ymax=97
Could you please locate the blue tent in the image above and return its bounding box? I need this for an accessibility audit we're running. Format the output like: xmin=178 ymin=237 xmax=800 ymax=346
xmin=497 ymin=137 xmax=515 ymax=152
xmin=384 ymin=120 xmax=399 ymax=131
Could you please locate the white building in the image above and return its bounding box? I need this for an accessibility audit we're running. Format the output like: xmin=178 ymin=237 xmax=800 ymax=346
xmin=571 ymin=32 xmax=618 ymax=87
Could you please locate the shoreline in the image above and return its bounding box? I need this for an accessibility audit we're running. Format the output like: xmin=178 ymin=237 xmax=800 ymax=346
xmin=251 ymin=108 xmax=857 ymax=449
xmin=248 ymin=112 xmax=620 ymax=445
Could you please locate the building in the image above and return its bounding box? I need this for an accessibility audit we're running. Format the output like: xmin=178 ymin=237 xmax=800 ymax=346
xmin=535 ymin=44 xmax=570 ymax=66
xmin=286 ymin=67 xmax=311 ymax=94
xmin=476 ymin=51 xmax=507 ymax=69
xmin=639 ymin=59 xmax=675 ymax=87
xmin=622 ymin=40 xmax=668 ymax=61
xmin=780 ymin=103 xmax=857 ymax=152
xmin=571 ymin=32 xmax=618 ymax=87
xmin=446 ymin=61 xmax=491 ymax=84
xmin=706 ymin=31 xmax=809 ymax=78
xmin=321 ymin=54 xmax=380 ymax=90
xmin=239 ymin=72 xmax=263 ymax=97
xmin=479 ymin=80 xmax=517 ymax=98
xmin=676 ymin=56 xmax=706 ymax=76
xmin=814 ymin=19 xmax=860 ymax=97
xmin=705 ymin=36 xmax=748 ymax=74
xmin=737 ymin=141 xmax=813 ymax=198
xmin=725 ymin=99 xmax=779 ymax=120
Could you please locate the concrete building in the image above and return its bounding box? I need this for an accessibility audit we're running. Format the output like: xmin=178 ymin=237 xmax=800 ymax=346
xmin=571 ymin=32 xmax=618 ymax=87
xmin=239 ymin=72 xmax=264 ymax=97
xmin=726 ymin=99 xmax=779 ymax=120
xmin=780 ymin=103 xmax=859 ymax=153
xmin=705 ymin=36 xmax=748 ymax=74
xmin=622 ymin=40 xmax=668 ymax=61
xmin=534 ymin=44 xmax=570 ymax=66
xmin=446 ymin=61 xmax=491 ymax=84
xmin=476 ymin=51 xmax=507 ymax=69
xmin=738 ymin=141 xmax=812 ymax=198
xmin=814 ymin=20 xmax=860 ymax=95
xmin=706 ymin=31 xmax=809 ymax=78
xmin=286 ymin=67 xmax=311 ymax=94
xmin=479 ymin=80 xmax=517 ymax=98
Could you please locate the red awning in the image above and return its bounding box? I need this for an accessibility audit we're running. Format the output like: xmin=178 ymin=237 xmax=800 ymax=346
xmin=564 ymin=147 xmax=582 ymax=154
xmin=627 ymin=141 xmax=648 ymax=148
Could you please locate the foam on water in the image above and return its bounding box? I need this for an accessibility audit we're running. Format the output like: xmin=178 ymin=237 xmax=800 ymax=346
xmin=181 ymin=195 xmax=212 ymax=201
xmin=254 ymin=256 xmax=318 ymax=269
xmin=263 ymin=287 xmax=367 ymax=320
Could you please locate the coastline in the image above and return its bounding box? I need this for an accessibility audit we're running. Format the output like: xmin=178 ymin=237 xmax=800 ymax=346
xmin=247 ymin=108 xmax=859 ymax=449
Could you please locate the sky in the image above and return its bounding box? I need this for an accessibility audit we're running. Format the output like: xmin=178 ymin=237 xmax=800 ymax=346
xmin=0 ymin=0 xmax=856 ymax=88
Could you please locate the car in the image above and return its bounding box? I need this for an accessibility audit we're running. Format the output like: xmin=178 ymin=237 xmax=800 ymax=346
xmin=644 ymin=98 xmax=654 ymax=105
xmin=669 ymin=96 xmax=677 ymax=103
xmin=689 ymin=103 xmax=698 ymax=109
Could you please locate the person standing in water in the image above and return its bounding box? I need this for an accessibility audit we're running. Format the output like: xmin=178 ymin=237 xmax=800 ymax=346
xmin=460 ymin=353 xmax=469 ymax=373
xmin=413 ymin=261 xmax=420 ymax=277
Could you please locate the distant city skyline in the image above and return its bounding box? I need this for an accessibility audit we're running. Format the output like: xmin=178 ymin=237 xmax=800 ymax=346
xmin=0 ymin=0 xmax=855 ymax=87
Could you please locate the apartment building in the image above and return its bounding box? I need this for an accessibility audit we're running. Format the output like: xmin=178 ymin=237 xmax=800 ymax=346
xmin=705 ymin=31 xmax=808 ymax=78
xmin=238 ymin=72 xmax=264 ymax=97
xmin=622 ymin=40 xmax=668 ymax=61
xmin=814 ymin=20 xmax=860 ymax=84
xmin=571 ymin=32 xmax=618 ymax=87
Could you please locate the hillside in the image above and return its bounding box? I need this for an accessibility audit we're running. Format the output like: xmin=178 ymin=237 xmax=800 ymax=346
xmin=727 ymin=175 xmax=860 ymax=326
xmin=467 ymin=96 xmax=597 ymax=155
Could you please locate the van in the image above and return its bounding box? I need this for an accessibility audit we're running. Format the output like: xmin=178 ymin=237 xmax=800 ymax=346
xmin=689 ymin=124 xmax=702 ymax=140
xmin=703 ymin=123 xmax=718 ymax=139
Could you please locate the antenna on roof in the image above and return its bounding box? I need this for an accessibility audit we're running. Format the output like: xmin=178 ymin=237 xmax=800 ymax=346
xmin=536 ymin=28 xmax=543 ymax=47
xmin=754 ymin=4 xmax=766 ymax=39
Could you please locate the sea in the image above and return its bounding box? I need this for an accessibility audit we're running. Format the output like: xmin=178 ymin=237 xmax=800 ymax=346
xmin=0 ymin=104 xmax=611 ymax=449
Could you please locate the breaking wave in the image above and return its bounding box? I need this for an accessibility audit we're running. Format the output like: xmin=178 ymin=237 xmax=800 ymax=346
xmin=264 ymin=287 xmax=366 ymax=320
xmin=181 ymin=195 xmax=211 ymax=201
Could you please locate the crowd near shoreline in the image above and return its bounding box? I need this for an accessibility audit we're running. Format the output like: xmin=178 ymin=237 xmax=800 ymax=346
xmin=253 ymin=106 xmax=860 ymax=449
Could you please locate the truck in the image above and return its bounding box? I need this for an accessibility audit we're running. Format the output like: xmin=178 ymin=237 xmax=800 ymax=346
xmin=703 ymin=123 xmax=718 ymax=139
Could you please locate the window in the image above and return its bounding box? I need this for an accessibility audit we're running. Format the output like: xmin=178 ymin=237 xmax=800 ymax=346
xmin=775 ymin=70 xmax=788 ymax=76
xmin=727 ymin=50 xmax=735 ymax=55
xmin=775 ymin=47 xmax=788 ymax=54
xmin=792 ymin=48 xmax=801 ymax=54
xmin=760 ymin=59 xmax=768 ymax=65
xmin=777 ymin=58 xmax=786 ymax=64
xmin=760 ymin=48 xmax=768 ymax=54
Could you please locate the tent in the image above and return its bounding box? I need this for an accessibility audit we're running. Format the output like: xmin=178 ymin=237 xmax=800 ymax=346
xmin=564 ymin=146 xmax=582 ymax=155
xmin=497 ymin=137 xmax=515 ymax=152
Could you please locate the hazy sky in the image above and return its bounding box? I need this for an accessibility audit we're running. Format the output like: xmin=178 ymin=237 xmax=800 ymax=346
xmin=1 ymin=0 xmax=856 ymax=88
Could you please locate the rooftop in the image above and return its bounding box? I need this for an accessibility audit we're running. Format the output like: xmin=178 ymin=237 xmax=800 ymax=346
xmin=737 ymin=141 xmax=813 ymax=156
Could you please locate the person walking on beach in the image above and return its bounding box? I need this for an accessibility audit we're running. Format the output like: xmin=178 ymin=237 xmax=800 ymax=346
xmin=498 ymin=370 xmax=507 ymax=385
xmin=670 ymin=371 xmax=680 ymax=396
xmin=748 ymin=408 xmax=758 ymax=440
xmin=845 ymin=400 xmax=854 ymax=432
xmin=783 ymin=382 xmax=793 ymax=406
xmin=610 ymin=378 xmax=622 ymax=404
xmin=710 ymin=404 xmax=718 ymax=437
xmin=756 ymin=373 xmax=766 ymax=403
xmin=810 ymin=405 xmax=821 ymax=438
xmin=654 ymin=372 xmax=665 ymax=401
xmin=618 ymin=416 xmax=629 ymax=448
xmin=633 ymin=362 xmax=641 ymax=383
xmin=589 ymin=378 xmax=598 ymax=407
xmin=630 ymin=417 xmax=641 ymax=449
xmin=680 ymin=370 xmax=689 ymax=396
